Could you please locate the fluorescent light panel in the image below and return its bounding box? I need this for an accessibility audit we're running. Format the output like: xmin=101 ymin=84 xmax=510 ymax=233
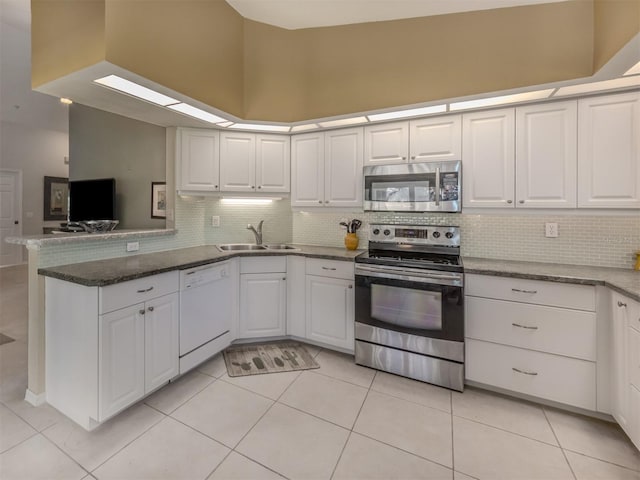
xmin=449 ymin=89 xmax=555 ymax=111
xmin=318 ymin=116 xmax=368 ymax=128
xmin=220 ymin=197 xmax=280 ymax=205
xmin=168 ymin=103 xmax=226 ymax=124
xmin=368 ymin=104 xmax=447 ymax=121
xmin=94 ymin=75 xmax=179 ymax=106
xmin=555 ymin=76 xmax=640 ymax=96
xmin=291 ymin=123 xmax=320 ymax=132
xmin=231 ymin=123 xmax=291 ymax=132
xmin=624 ymin=61 xmax=640 ymax=76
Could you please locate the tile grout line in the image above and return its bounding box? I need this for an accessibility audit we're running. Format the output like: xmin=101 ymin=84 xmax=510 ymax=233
xmin=542 ymin=408 xmax=578 ymax=480
xmin=561 ymin=447 xmax=640 ymax=473
xmin=450 ymin=390 xmax=455 ymax=478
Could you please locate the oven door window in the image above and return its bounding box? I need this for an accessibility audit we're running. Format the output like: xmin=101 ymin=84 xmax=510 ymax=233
xmin=371 ymin=284 xmax=441 ymax=330
xmin=366 ymin=174 xmax=435 ymax=203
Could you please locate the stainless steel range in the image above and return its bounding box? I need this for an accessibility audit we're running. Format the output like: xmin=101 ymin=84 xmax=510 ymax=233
xmin=354 ymin=224 xmax=464 ymax=391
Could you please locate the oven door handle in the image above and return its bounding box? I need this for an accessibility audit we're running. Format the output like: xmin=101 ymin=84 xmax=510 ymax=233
xmin=355 ymin=264 xmax=462 ymax=286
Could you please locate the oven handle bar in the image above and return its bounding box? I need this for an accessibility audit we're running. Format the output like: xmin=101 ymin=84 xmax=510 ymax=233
xmin=355 ymin=264 xmax=463 ymax=287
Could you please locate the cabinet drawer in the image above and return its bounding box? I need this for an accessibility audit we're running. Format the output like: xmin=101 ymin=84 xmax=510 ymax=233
xmin=240 ymin=256 xmax=286 ymax=273
xmin=466 ymin=296 xmax=596 ymax=360
xmin=306 ymin=258 xmax=354 ymax=280
xmin=466 ymin=339 xmax=596 ymax=410
xmin=466 ymin=274 xmax=595 ymax=311
xmin=99 ymin=271 xmax=179 ymax=314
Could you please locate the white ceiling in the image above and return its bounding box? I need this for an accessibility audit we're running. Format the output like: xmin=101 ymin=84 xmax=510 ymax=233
xmin=225 ymin=0 xmax=569 ymax=30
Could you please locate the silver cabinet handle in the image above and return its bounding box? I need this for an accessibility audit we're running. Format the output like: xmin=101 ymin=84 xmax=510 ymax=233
xmin=282 ymin=277 xmax=286 ymax=281
xmin=139 ymin=309 xmax=145 ymax=315
xmin=147 ymin=306 xmax=154 ymax=312
xmin=251 ymin=186 xmax=256 ymax=189
xmin=506 ymin=200 xmax=513 ymax=204
xmin=214 ymin=185 xmax=218 ymax=189
xmin=185 ymin=271 xmax=195 ymax=275
xmin=136 ymin=286 xmax=154 ymax=293
xmin=618 ymin=301 xmax=627 ymax=308
xmin=512 ymin=367 xmax=538 ymax=376
xmin=401 ymin=156 xmax=406 ymax=160
xmin=512 ymin=288 xmax=537 ymax=294
xmin=318 ymin=200 xmax=323 ymax=204
xmin=322 ymin=267 xmax=337 ymax=271
xmin=348 ymin=285 xmax=353 ymax=289
xmin=411 ymin=156 xmax=416 ymax=160
xmin=258 ymin=186 xmax=262 ymax=189
xmin=519 ymin=200 xmax=525 ymax=204
xmin=512 ymin=323 xmax=538 ymax=330
xmin=325 ymin=201 xmax=329 ymax=204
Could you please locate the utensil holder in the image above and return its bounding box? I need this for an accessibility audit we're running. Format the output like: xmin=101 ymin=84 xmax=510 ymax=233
xmin=344 ymin=233 xmax=359 ymax=250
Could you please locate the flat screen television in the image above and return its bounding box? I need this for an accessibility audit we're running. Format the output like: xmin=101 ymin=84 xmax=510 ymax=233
xmin=68 ymin=178 xmax=116 ymax=222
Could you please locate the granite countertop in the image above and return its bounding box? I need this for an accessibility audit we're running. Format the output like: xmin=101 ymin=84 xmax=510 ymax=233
xmin=38 ymin=244 xmax=364 ymax=286
xmin=463 ymin=257 xmax=640 ymax=302
xmin=6 ymin=228 xmax=177 ymax=246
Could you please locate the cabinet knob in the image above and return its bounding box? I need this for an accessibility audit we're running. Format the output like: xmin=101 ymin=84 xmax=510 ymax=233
xmin=324 ymin=201 xmax=329 ymax=204
xmin=215 ymin=185 xmax=218 ymax=189
xmin=139 ymin=309 xmax=146 ymax=315
xmin=348 ymin=285 xmax=353 ymax=289
xmin=519 ymin=200 xmax=525 ymax=204
xmin=147 ymin=306 xmax=154 ymax=312
xmin=506 ymin=200 xmax=513 ymax=204
xmin=401 ymin=157 xmax=406 ymax=160
xmin=282 ymin=277 xmax=286 ymax=281
xmin=411 ymin=156 xmax=416 ymax=160
xmin=318 ymin=200 xmax=323 ymax=204
xmin=258 ymin=186 xmax=262 ymax=189
xmin=618 ymin=301 xmax=627 ymax=308
xmin=252 ymin=186 xmax=256 ymax=189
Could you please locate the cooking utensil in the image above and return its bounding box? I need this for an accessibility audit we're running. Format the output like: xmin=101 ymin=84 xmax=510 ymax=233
xmin=339 ymin=221 xmax=350 ymax=232
xmin=350 ymin=219 xmax=362 ymax=232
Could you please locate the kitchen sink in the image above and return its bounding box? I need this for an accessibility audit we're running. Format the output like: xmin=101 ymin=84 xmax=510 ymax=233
xmin=217 ymin=244 xmax=267 ymax=251
xmin=265 ymin=244 xmax=299 ymax=250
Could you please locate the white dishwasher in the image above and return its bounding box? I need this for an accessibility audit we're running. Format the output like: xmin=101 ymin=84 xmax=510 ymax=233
xmin=179 ymin=261 xmax=234 ymax=373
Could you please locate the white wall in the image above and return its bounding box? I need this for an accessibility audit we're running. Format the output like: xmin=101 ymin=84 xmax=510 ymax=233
xmin=0 ymin=9 xmax=69 ymax=240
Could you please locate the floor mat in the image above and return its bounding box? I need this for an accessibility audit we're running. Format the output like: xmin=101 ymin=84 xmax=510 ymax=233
xmin=223 ymin=341 xmax=319 ymax=377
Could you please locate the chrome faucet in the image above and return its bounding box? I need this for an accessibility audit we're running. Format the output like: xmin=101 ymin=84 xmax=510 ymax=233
xmin=247 ymin=220 xmax=264 ymax=245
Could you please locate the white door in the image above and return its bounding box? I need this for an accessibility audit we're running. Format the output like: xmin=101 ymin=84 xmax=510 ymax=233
xmin=0 ymin=170 xmax=22 ymax=266
xmin=578 ymin=92 xmax=640 ymax=208
xmin=364 ymin=121 xmax=409 ymax=166
xmin=144 ymin=293 xmax=179 ymax=393
xmin=220 ymin=132 xmax=256 ymax=192
xmin=178 ymin=129 xmax=220 ymax=192
xmin=324 ymin=127 xmax=364 ymax=208
xmin=306 ymin=275 xmax=354 ymax=350
xmin=291 ymin=133 xmax=325 ymax=207
xmin=256 ymin=134 xmax=290 ymax=193
xmin=516 ymin=101 xmax=577 ymax=208
xmin=462 ymin=108 xmax=515 ymax=208
xmin=99 ymin=304 xmax=145 ymax=420
xmin=239 ymin=273 xmax=286 ymax=338
xmin=410 ymin=115 xmax=462 ymax=162
xmin=611 ymin=293 xmax=630 ymax=430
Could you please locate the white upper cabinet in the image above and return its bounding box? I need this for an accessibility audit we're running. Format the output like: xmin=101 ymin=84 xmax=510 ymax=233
xmin=324 ymin=128 xmax=364 ymax=207
xmin=462 ymin=108 xmax=515 ymax=208
xmin=578 ymin=92 xmax=640 ymax=208
xmin=256 ymin=135 xmax=290 ymax=193
xmin=515 ymin=101 xmax=577 ymax=208
xmin=364 ymin=121 xmax=409 ymax=166
xmin=220 ymin=132 xmax=256 ymax=192
xmin=291 ymin=128 xmax=363 ymax=208
xmin=177 ymin=128 xmax=220 ymax=192
xmin=220 ymin=133 xmax=290 ymax=193
xmin=410 ymin=115 xmax=462 ymax=162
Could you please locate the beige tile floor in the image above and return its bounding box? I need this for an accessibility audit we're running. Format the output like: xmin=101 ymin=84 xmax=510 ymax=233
xmin=1 ymin=264 xmax=639 ymax=479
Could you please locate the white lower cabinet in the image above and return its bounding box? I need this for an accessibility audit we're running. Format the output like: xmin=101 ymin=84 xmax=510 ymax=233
xmin=305 ymin=259 xmax=355 ymax=352
xmin=465 ymin=274 xmax=597 ymax=410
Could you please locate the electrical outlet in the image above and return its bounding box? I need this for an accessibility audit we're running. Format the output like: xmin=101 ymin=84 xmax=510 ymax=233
xmin=545 ymin=223 xmax=558 ymax=238
xmin=211 ymin=215 xmax=220 ymax=227
xmin=126 ymin=241 xmax=139 ymax=252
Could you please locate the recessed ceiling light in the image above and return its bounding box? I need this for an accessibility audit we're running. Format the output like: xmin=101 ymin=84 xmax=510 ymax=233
xmin=555 ymin=76 xmax=640 ymax=96
xmin=59 ymin=98 xmax=73 ymax=105
xmin=167 ymin=103 xmax=227 ymax=124
xmin=449 ymin=89 xmax=555 ymax=111
xmin=291 ymin=124 xmax=320 ymax=132
xmin=231 ymin=123 xmax=291 ymax=132
xmin=94 ymin=75 xmax=179 ymax=106
xmin=367 ymin=105 xmax=447 ymax=122
xmin=318 ymin=116 xmax=368 ymax=128
xmin=624 ymin=61 xmax=640 ymax=76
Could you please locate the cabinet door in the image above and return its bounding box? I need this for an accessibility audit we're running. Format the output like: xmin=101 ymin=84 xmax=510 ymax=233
xmin=578 ymin=92 xmax=640 ymax=208
xmin=291 ymin=133 xmax=325 ymax=207
xmin=306 ymin=275 xmax=354 ymax=351
xmin=611 ymin=293 xmax=630 ymax=430
xmin=256 ymin=134 xmax=290 ymax=193
xmin=629 ymin=386 xmax=640 ymax=451
xmin=144 ymin=293 xmax=179 ymax=393
xmin=516 ymin=101 xmax=577 ymax=208
xmin=324 ymin=127 xmax=364 ymax=207
xmin=462 ymin=109 xmax=515 ymax=208
xmin=177 ymin=128 xmax=220 ymax=192
xmin=99 ymin=304 xmax=145 ymax=420
xmin=220 ymin=132 xmax=256 ymax=192
xmin=364 ymin=121 xmax=409 ymax=166
xmin=410 ymin=115 xmax=462 ymax=162
xmin=239 ymin=273 xmax=286 ymax=338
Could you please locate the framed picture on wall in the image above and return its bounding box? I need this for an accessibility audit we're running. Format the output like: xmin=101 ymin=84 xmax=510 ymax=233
xmin=151 ymin=182 xmax=166 ymax=219
xmin=43 ymin=176 xmax=69 ymax=221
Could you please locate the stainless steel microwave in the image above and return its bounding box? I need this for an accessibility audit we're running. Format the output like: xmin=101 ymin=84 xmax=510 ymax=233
xmin=363 ymin=161 xmax=461 ymax=213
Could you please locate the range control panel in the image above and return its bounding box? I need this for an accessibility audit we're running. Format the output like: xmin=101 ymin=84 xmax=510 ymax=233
xmin=369 ymin=224 xmax=460 ymax=247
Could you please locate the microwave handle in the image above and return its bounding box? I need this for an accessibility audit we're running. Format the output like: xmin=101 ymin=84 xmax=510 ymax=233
xmin=435 ymin=167 xmax=441 ymax=206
